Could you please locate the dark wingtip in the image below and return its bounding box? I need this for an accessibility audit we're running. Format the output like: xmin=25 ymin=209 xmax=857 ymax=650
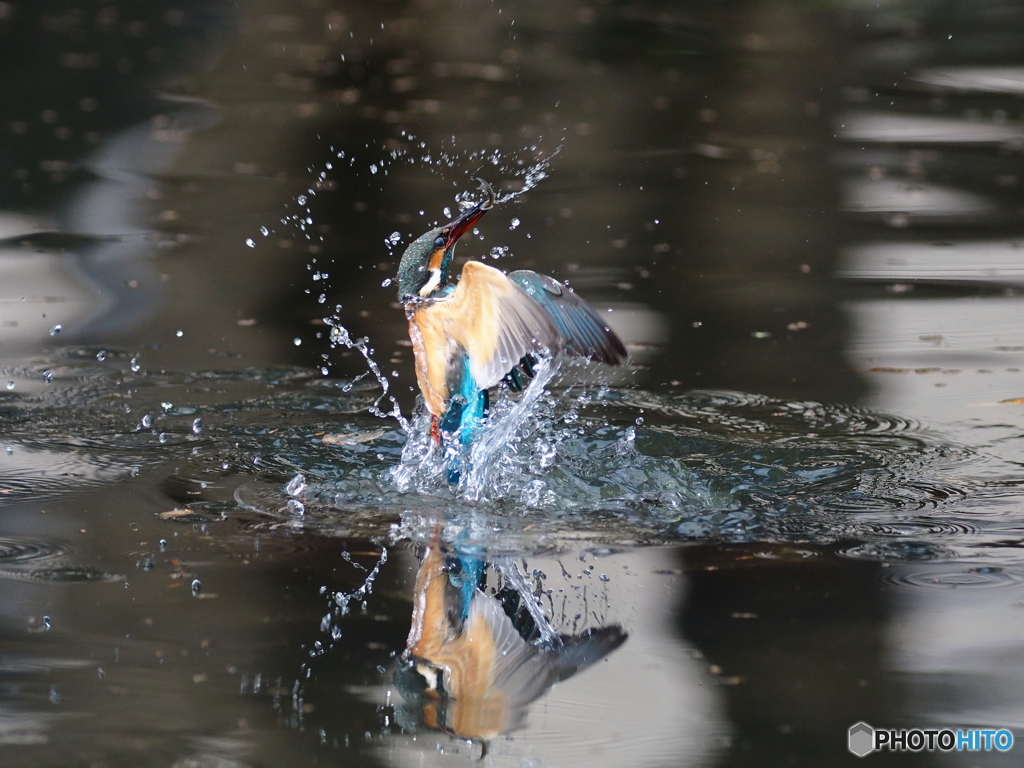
xmin=553 ymin=625 xmax=628 ymax=681
xmin=559 ymin=310 xmax=628 ymax=367
xmin=596 ymin=324 xmax=628 ymax=366
xmin=507 ymin=269 xmax=629 ymax=368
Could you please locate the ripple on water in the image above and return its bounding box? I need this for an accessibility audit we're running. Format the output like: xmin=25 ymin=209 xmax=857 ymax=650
xmin=879 ymin=564 xmax=1024 ymax=590
xmin=0 ymin=444 xmax=136 ymax=502
xmin=211 ymin=381 xmax=1000 ymax=553
xmin=0 ymin=355 xmax=1007 ymax=558
xmin=0 ymin=535 xmax=122 ymax=584
xmin=0 ymin=536 xmax=70 ymax=564
xmin=615 ymin=389 xmax=924 ymax=438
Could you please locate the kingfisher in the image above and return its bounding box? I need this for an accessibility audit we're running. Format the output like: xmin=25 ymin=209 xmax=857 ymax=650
xmin=396 ymin=180 xmax=627 ymax=473
xmin=396 ymin=541 xmax=627 ymax=740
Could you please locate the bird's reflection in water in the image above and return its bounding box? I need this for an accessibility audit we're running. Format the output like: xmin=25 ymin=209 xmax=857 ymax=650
xmin=394 ymin=540 xmax=627 ymax=741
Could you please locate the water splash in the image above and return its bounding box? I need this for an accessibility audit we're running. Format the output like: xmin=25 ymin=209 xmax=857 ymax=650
xmin=3 ymin=350 xmax=1004 ymax=557
xmin=334 ymin=546 xmax=388 ymax=613
xmin=386 ymin=357 xmax=682 ymax=511
xmin=462 ymin=357 xmax=560 ymax=500
xmin=325 ymin=320 xmax=407 ymax=429
xmin=321 ymin=544 xmax=389 ymax=634
xmin=494 ymin=558 xmax=561 ymax=646
xmin=386 ymin=357 xmax=557 ymax=497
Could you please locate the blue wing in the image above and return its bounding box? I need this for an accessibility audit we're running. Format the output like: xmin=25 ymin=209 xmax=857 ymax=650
xmin=508 ymin=270 xmax=627 ymax=366
xmin=422 ymin=263 xmax=627 ymax=482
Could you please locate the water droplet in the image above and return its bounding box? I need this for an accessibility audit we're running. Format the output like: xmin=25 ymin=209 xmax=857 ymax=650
xmin=5 ymin=380 xmax=13 ymax=390
xmin=49 ymin=324 xmax=62 ymax=336
xmin=158 ymin=432 xmax=168 ymax=444
xmin=42 ymin=370 xmax=53 ymax=384
xmin=96 ymin=350 xmax=106 ymax=362
xmin=537 ymin=441 xmax=557 ymax=468
xmin=293 ymin=337 xmax=302 ymax=346
xmin=42 ymin=616 xmax=51 ymax=631
xmin=260 ymin=226 xmax=270 ymax=236
xmin=175 ymin=330 xmax=184 ymax=338
xmin=286 ymin=473 xmax=307 ymax=497
xmin=49 ymin=685 xmax=60 ymax=704
xmin=381 ymin=278 xmax=392 ymax=287
xmin=509 ymin=217 xmax=520 ymax=230
xmin=136 ymin=554 xmax=155 ymax=571
xmin=141 ymin=414 xmax=153 ymax=429
xmin=320 ymin=366 xmax=329 ymax=376
xmin=191 ymin=579 xmax=202 ymax=596
xmin=191 ymin=418 xmax=202 ymax=434
xmin=635 ymin=416 xmax=644 ymax=426
xmin=369 ymin=164 xmax=379 ymax=174
xmin=130 ymin=356 xmax=141 ymax=373
xmin=158 ymin=539 xmax=168 ymax=551
xmin=245 ymin=238 xmax=256 ymax=248
xmin=97 ymin=668 xmax=105 ymax=679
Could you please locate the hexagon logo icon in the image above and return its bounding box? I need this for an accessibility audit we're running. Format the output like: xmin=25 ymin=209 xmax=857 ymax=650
xmin=848 ymin=722 xmax=875 ymax=757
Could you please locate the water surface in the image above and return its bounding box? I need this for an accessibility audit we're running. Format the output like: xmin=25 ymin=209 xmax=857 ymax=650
xmin=2 ymin=1 xmax=1024 ymax=767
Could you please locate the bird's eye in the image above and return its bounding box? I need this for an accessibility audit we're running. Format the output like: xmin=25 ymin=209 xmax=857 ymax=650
xmin=433 ymin=236 xmax=445 ymax=248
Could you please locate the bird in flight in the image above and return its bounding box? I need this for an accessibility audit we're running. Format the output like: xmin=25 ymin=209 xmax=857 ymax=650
xmin=396 ymin=180 xmax=627 ymax=479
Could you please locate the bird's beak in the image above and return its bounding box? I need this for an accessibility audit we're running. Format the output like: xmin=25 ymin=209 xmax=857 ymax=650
xmin=442 ymin=180 xmax=495 ymax=249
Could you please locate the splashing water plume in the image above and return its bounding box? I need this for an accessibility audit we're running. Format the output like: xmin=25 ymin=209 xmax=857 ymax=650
xmin=248 ymin=137 xmax=564 ymax=457
xmin=248 ymin=138 xmax=572 ymax=509
xmin=326 ymin=320 xmax=407 ymax=429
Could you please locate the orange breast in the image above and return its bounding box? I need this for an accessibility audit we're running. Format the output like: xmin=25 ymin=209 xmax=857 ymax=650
xmin=406 ymin=547 xmax=509 ymax=739
xmin=408 ymin=310 xmax=453 ymax=417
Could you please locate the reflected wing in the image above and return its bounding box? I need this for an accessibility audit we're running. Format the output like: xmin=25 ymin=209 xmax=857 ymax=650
xmin=405 ymin=545 xmax=629 ymax=740
xmin=508 ymin=270 xmax=627 ymax=365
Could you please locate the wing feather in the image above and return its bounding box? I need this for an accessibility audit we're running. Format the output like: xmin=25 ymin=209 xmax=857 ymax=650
xmin=508 ymin=270 xmax=627 ymax=365
xmin=415 ymin=262 xmax=627 ymax=408
xmin=446 ymin=262 xmax=564 ymax=390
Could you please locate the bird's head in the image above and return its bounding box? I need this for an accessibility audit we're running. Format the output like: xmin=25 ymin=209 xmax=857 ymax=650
xmin=397 ymin=180 xmax=495 ymax=302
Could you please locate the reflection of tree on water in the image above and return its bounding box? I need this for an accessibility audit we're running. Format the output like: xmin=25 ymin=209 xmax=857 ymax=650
xmin=393 ymin=538 xmax=627 ymax=741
